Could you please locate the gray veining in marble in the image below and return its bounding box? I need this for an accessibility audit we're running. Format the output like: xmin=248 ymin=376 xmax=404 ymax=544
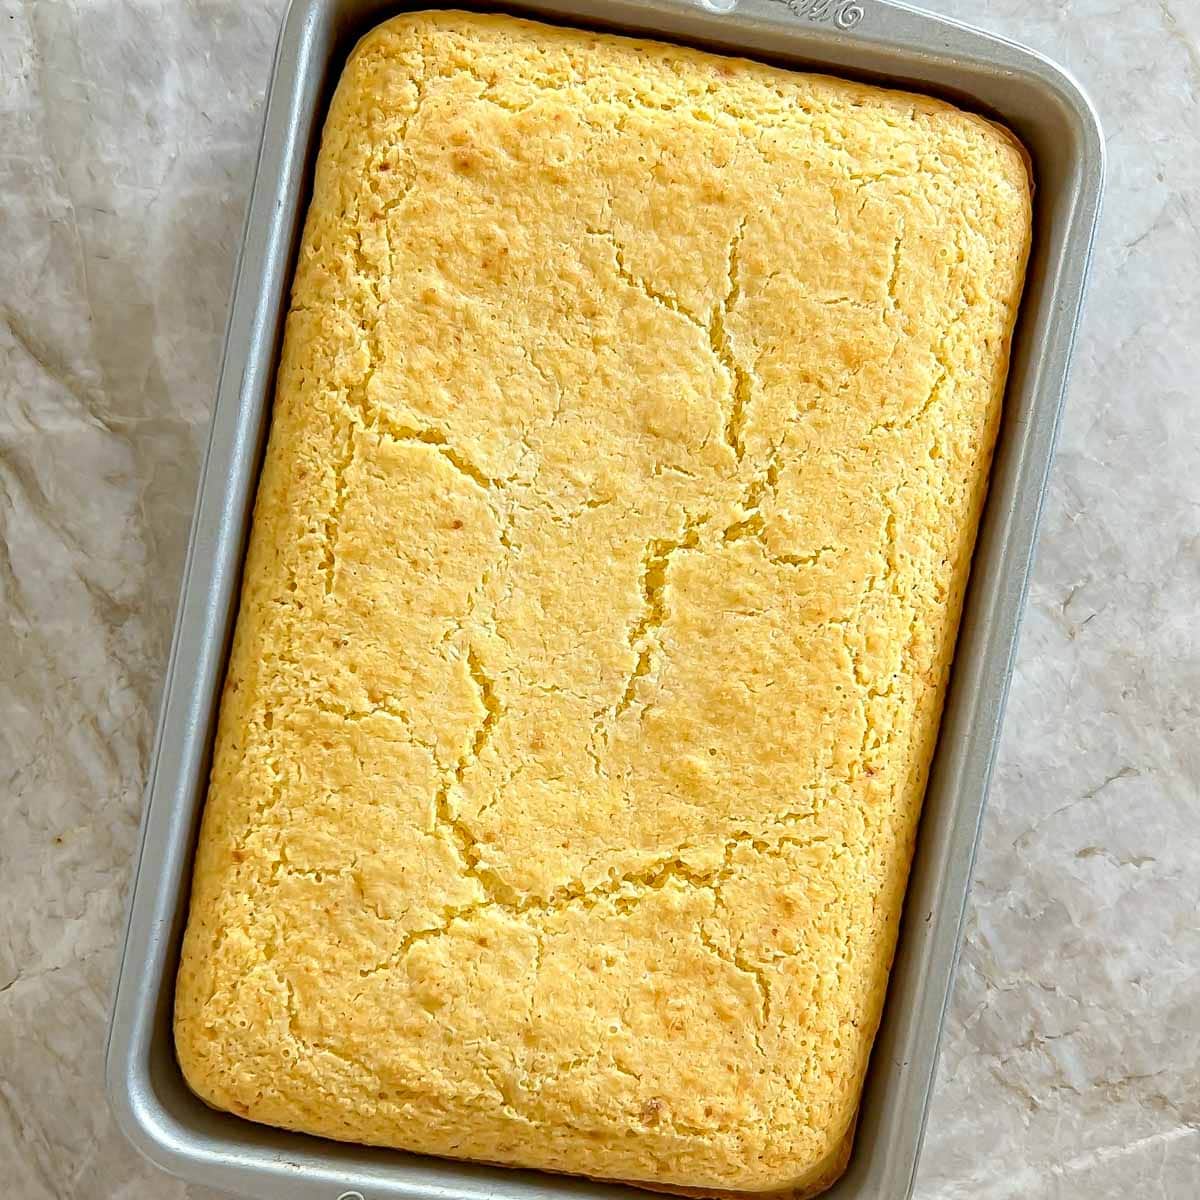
xmin=1 ymin=1 xmax=1197 ymax=1197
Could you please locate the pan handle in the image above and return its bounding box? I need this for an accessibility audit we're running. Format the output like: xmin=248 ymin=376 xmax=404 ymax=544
xmin=687 ymin=0 xmax=1036 ymax=77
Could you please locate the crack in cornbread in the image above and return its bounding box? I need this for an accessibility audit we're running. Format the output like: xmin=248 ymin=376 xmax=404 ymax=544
xmin=174 ymin=11 xmax=1031 ymax=1197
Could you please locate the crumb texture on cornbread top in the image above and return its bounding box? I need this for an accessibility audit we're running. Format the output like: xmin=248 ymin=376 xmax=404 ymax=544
xmin=174 ymin=11 xmax=1030 ymax=1197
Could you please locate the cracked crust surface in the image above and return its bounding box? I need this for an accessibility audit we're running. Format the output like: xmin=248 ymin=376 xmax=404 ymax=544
xmin=173 ymin=11 xmax=1031 ymax=1197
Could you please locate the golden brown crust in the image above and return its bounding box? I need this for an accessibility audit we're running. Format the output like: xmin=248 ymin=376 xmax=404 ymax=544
xmin=625 ymin=1118 xmax=853 ymax=1199
xmin=174 ymin=10 xmax=1031 ymax=1197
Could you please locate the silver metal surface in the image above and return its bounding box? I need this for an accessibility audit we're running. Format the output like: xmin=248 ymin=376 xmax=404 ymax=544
xmin=105 ymin=2 xmax=1104 ymax=1197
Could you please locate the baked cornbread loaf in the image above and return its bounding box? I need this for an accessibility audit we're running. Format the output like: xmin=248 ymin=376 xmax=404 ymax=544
xmin=174 ymin=11 xmax=1031 ymax=1197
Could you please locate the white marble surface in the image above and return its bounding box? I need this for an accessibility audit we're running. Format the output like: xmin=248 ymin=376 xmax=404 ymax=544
xmin=1 ymin=0 xmax=1197 ymax=1196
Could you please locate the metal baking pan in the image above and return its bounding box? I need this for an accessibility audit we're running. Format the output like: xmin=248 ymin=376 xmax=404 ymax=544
xmin=106 ymin=1 xmax=1103 ymax=1197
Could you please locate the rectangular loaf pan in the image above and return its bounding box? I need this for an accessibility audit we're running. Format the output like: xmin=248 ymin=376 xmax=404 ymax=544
xmin=106 ymin=2 xmax=1103 ymax=1197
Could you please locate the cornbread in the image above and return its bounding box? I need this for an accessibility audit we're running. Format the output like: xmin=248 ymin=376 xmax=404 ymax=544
xmin=174 ymin=10 xmax=1031 ymax=1197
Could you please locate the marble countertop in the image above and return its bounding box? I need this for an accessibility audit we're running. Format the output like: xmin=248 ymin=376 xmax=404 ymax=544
xmin=2 ymin=0 xmax=1197 ymax=1196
